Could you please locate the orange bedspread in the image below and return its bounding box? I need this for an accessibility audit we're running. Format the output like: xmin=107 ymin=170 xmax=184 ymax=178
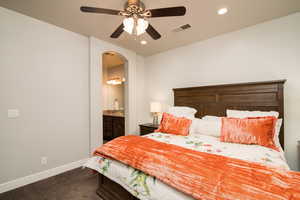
xmin=94 ymin=135 xmax=300 ymax=200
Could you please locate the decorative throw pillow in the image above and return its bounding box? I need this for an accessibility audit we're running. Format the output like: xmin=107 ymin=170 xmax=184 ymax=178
xmin=226 ymin=109 xmax=283 ymax=151
xmin=156 ymin=112 xmax=192 ymax=136
xmin=220 ymin=117 xmax=278 ymax=151
xmin=274 ymin=119 xmax=283 ymax=152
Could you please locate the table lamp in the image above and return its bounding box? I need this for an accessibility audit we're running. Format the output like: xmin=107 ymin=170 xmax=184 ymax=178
xmin=150 ymin=102 xmax=161 ymax=125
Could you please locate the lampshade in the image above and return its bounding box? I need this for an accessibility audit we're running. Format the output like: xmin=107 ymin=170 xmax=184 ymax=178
xmin=123 ymin=17 xmax=149 ymax=36
xmin=150 ymin=102 xmax=161 ymax=113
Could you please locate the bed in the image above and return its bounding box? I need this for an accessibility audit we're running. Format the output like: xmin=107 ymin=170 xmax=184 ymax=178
xmin=85 ymin=80 xmax=287 ymax=200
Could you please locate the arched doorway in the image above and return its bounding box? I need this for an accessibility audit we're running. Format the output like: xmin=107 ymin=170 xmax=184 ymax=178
xmin=89 ymin=37 xmax=139 ymax=154
xmin=102 ymin=51 xmax=128 ymax=143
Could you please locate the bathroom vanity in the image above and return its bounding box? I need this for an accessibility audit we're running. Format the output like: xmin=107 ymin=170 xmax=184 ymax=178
xmin=103 ymin=110 xmax=125 ymax=141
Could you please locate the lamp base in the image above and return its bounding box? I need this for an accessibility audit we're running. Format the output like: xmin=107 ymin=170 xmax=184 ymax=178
xmin=153 ymin=113 xmax=159 ymax=126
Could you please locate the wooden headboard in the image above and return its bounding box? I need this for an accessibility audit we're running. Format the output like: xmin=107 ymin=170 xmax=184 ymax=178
xmin=173 ymin=80 xmax=286 ymax=148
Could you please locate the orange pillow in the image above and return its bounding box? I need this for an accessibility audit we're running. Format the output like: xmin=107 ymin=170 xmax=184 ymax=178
xmin=220 ymin=117 xmax=278 ymax=150
xmin=155 ymin=113 xmax=192 ymax=136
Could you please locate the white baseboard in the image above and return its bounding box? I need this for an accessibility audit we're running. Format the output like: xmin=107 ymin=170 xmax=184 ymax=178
xmin=0 ymin=158 xmax=89 ymax=194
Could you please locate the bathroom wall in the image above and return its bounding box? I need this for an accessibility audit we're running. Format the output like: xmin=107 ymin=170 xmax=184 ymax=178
xmin=102 ymin=65 xmax=125 ymax=110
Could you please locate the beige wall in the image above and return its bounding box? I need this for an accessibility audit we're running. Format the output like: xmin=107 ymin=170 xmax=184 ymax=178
xmin=102 ymin=64 xmax=109 ymax=110
xmin=0 ymin=7 xmax=90 ymax=184
xmin=144 ymin=13 xmax=300 ymax=171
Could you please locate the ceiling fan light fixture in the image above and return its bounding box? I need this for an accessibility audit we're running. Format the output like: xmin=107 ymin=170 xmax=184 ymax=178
xmin=136 ymin=18 xmax=149 ymax=35
xmin=123 ymin=17 xmax=149 ymax=36
xmin=81 ymin=3 xmax=187 ymax=40
xmin=123 ymin=17 xmax=134 ymax=34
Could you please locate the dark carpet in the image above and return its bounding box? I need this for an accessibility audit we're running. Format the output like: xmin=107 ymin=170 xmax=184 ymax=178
xmin=0 ymin=168 xmax=102 ymax=200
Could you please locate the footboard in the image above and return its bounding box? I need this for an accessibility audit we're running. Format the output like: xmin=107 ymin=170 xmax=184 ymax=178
xmin=96 ymin=173 xmax=139 ymax=200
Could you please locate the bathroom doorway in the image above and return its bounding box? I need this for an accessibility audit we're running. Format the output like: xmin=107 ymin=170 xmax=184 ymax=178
xmin=102 ymin=51 xmax=128 ymax=143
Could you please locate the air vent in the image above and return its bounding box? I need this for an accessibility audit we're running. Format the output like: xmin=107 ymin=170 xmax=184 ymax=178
xmin=172 ymin=24 xmax=192 ymax=32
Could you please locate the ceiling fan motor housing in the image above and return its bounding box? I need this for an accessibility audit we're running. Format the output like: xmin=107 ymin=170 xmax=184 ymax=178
xmin=127 ymin=0 xmax=140 ymax=6
xmin=124 ymin=0 xmax=146 ymax=15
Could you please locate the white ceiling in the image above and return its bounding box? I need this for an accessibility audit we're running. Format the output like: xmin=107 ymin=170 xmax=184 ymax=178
xmin=1 ymin=0 xmax=299 ymax=56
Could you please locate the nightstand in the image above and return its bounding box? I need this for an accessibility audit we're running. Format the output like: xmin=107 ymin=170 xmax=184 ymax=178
xmin=139 ymin=123 xmax=159 ymax=136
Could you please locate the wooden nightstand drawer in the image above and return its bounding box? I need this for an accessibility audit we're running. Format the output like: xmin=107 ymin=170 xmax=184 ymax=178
xmin=140 ymin=126 xmax=155 ymax=135
xmin=139 ymin=124 xmax=159 ymax=136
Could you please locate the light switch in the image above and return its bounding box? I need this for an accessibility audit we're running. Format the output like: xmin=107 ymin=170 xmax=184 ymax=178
xmin=7 ymin=109 xmax=20 ymax=118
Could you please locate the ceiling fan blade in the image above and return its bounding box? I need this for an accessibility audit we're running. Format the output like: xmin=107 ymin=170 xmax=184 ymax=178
xmin=111 ymin=24 xmax=125 ymax=38
xmin=149 ymin=6 xmax=186 ymax=18
xmin=146 ymin=24 xmax=161 ymax=40
xmin=80 ymin=6 xmax=121 ymax=15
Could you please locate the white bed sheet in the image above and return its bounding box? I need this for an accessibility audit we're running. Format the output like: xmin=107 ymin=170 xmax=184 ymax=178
xmin=84 ymin=133 xmax=289 ymax=200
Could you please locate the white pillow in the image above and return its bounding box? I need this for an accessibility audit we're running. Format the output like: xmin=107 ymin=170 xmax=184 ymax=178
xmin=168 ymin=106 xmax=197 ymax=119
xmin=202 ymin=115 xmax=222 ymax=122
xmin=190 ymin=118 xmax=221 ymax=137
xmin=226 ymin=109 xmax=279 ymax=118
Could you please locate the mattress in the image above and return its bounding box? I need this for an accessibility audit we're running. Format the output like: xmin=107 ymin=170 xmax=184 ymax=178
xmin=84 ymin=133 xmax=289 ymax=200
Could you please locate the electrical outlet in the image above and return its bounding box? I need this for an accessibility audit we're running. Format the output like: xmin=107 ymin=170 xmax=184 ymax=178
xmin=41 ymin=157 xmax=48 ymax=165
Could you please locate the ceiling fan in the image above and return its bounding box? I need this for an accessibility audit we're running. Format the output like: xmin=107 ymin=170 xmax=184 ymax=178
xmin=80 ymin=0 xmax=186 ymax=40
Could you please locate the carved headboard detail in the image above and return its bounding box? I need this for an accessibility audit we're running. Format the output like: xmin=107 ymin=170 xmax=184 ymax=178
xmin=173 ymin=80 xmax=286 ymax=148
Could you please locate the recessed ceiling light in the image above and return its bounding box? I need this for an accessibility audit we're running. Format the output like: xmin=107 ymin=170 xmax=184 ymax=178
xmin=218 ymin=8 xmax=228 ymax=15
xmin=141 ymin=40 xmax=147 ymax=45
